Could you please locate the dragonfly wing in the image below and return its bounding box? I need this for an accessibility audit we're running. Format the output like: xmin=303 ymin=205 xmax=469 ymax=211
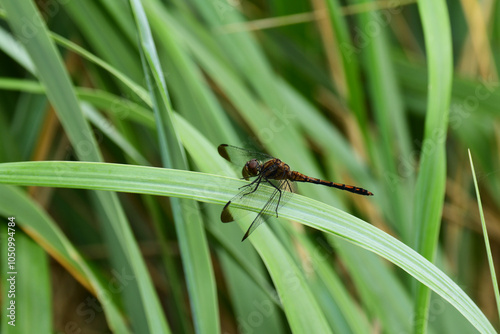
xmin=241 ymin=213 xmax=266 ymax=241
xmin=241 ymin=185 xmax=282 ymax=241
xmin=224 ymin=179 xmax=294 ymax=241
xmin=221 ymin=178 xmax=293 ymax=222
xmin=220 ymin=180 xmax=264 ymax=223
xmin=267 ymin=179 xmax=294 ymax=215
xmin=218 ymin=144 xmax=274 ymax=166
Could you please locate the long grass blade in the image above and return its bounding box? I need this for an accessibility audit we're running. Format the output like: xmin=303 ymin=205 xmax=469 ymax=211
xmin=0 ymin=160 xmax=496 ymax=333
xmin=468 ymin=150 xmax=500 ymax=322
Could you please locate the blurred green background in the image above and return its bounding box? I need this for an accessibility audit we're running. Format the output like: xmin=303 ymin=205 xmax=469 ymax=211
xmin=0 ymin=0 xmax=499 ymax=333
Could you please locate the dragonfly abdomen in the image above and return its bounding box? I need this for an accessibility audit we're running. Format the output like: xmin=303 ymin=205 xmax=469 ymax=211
xmin=294 ymin=174 xmax=373 ymax=196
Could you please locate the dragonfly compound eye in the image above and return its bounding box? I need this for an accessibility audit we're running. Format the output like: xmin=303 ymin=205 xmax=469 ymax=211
xmin=242 ymin=159 xmax=260 ymax=180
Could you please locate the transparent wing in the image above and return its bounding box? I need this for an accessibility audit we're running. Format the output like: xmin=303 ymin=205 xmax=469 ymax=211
xmin=241 ymin=179 xmax=294 ymax=241
xmin=221 ymin=177 xmax=294 ymax=241
xmin=218 ymin=144 xmax=274 ymax=166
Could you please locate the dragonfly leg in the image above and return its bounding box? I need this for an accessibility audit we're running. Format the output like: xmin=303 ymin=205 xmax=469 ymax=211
xmin=266 ymin=173 xmax=286 ymax=217
xmin=275 ymin=190 xmax=282 ymax=217
xmin=239 ymin=174 xmax=265 ymax=197
xmin=238 ymin=178 xmax=259 ymax=190
xmin=238 ymin=163 xmax=278 ymax=196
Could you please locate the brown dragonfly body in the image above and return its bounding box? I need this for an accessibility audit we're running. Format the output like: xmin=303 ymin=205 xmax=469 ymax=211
xmin=243 ymin=158 xmax=373 ymax=196
xmin=219 ymin=144 xmax=373 ymax=241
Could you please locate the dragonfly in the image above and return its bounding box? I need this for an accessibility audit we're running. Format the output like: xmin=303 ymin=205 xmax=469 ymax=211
xmin=218 ymin=144 xmax=373 ymax=241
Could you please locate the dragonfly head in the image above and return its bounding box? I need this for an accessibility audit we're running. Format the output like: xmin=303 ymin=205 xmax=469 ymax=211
xmin=242 ymin=159 xmax=260 ymax=180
